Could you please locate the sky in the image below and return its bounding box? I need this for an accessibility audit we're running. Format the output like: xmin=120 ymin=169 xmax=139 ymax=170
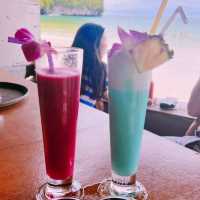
xmin=104 ymin=0 xmax=199 ymax=12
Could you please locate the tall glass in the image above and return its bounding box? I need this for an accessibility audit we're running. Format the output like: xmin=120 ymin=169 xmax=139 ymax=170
xmin=36 ymin=47 xmax=83 ymax=200
xmin=99 ymin=49 xmax=150 ymax=200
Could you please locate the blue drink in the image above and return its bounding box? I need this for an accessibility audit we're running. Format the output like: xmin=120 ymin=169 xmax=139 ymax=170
xmin=109 ymin=88 xmax=148 ymax=176
xmin=99 ymin=27 xmax=172 ymax=200
xmin=108 ymin=49 xmax=151 ymax=196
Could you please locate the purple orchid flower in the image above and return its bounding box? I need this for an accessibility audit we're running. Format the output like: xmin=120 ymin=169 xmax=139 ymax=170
xmin=109 ymin=27 xmax=173 ymax=72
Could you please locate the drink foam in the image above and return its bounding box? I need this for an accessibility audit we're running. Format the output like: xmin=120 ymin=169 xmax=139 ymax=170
xmin=108 ymin=48 xmax=151 ymax=91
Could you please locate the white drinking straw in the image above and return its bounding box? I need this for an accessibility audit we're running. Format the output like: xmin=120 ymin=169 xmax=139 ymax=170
xmin=40 ymin=41 xmax=56 ymax=73
xmin=47 ymin=52 xmax=55 ymax=73
xmin=160 ymin=6 xmax=188 ymax=35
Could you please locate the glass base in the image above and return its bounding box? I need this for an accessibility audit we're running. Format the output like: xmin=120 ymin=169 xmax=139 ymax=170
xmin=98 ymin=179 xmax=148 ymax=200
xmin=36 ymin=181 xmax=82 ymax=200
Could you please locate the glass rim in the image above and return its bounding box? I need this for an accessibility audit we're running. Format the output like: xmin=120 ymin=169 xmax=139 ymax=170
xmin=99 ymin=197 xmax=128 ymax=200
xmin=53 ymin=46 xmax=83 ymax=54
xmin=55 ymin=198 xmax=80 ymax=200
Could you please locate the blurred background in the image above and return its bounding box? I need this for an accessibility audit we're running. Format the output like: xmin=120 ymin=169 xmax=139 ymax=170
xmin=1 ymin=0 xmax=200 ymax=101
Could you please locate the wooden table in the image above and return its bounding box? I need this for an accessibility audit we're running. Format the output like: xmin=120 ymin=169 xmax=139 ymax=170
xmin=1 ymin=69 xmax=200 ymax=200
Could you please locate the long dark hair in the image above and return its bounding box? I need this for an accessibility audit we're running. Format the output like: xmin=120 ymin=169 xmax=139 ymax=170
xmin=72 ymin=23 xmax=106 ymax=99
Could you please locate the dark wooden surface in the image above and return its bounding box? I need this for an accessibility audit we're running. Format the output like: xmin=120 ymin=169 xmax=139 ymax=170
xmin=1 ymin=69 xmax=200 ymax=200
xmin=148 ymin=101 xmax=191 ymax=119
xmin=145 ymin=103 xmax=195 ymax=137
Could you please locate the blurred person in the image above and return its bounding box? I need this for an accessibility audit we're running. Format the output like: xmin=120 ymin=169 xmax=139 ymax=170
xmin=72 ymin=23 xmax=108 ymax=112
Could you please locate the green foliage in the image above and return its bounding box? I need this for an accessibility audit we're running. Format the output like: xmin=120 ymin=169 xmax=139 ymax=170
xmin=40 ymin=0 xmax=54 ymax=8
xmin=54 ymin=0 xmax=103 ymax=10
xmin=40 ymin=0 xmax=103 ymax=13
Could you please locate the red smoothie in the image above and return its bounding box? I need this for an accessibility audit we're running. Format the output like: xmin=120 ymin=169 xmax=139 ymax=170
xmin=37 ymin=67 xmax=80 ymax=181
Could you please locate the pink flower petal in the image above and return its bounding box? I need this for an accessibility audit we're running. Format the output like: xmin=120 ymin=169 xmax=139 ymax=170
xmin=22 ymin=41 xmax=42 ymax=62
xmin=15 ymin=28 xmax=34 ymax=43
